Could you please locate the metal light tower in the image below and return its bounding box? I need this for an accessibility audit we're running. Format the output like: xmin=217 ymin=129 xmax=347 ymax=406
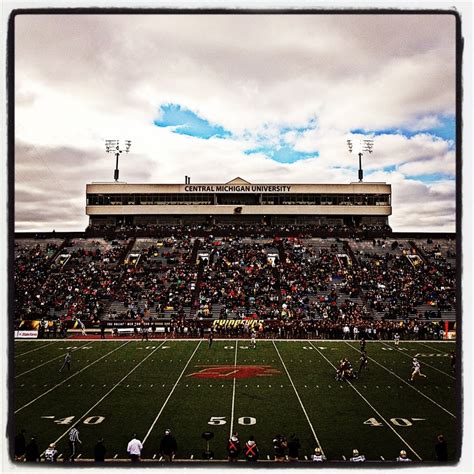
xmin=347 ymin=138 xmax=374 ymax=182
xmin=105 ymin=139 xmax=132 ymax=182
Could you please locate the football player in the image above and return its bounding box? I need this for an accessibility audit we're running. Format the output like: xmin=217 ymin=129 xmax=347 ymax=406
xmin=349 ymin=449 xmax=365 ymax=462
xmin=410 ymin=357 xmax=427 ymax=382
xmin=59 ymin=351 xmax=72 ymax=372
xmin=273 ymin=434 xmax=287 ymax=462
xmin=450 ymin=351 xmax=456 ymax=373
xmin=394 ymin=333 xmax=400 ymax=346
xmin=311 ymin=447 xmax=326 ymax=462
xmin=251 ymin=329 xmax=257 ymax=349
xmin=358 ymin=351 xmax=369 ymax=375
xmin=396 ymin=450 xmax=412 ymax=462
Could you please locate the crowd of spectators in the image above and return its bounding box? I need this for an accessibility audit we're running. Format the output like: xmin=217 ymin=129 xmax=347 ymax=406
xmin=15 ymin=234 xmax=456 ymax=331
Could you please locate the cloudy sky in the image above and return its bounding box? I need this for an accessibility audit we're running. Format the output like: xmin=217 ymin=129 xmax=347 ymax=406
xmin=14 ymin=12 xmax=458 ymax=232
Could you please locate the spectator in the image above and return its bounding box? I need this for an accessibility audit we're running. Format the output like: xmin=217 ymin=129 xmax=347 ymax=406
xmin=44 ymin=443 xmax=59 ymax=462
xmin=349 ymin=448 xmax=365 ymax=462
xmin=227 ymin=432 xmax=241 ymax=462
xmin=127 ymin=433 xmax=143 ymax=462
xmin=94 ymin=438 xmax=106 ymax=462
xmin=244 ymin=436 xmax=259 ymax=462
xmin=435 ymin=434 xmax=448 ymax=461
xmin=288 ymin=434 xmax=300 ymax=461
xmin=159 ymin=428 xmax=177 ymax=462
xmin=14 ymin=429 xmax=26 ymax=461
xmin=24 ymin=436 xmax=39 ymax=462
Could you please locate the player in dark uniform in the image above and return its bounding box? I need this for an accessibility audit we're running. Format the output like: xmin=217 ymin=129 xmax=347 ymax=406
xmin=450 ymin=351 xmax=456 ymax=373
xmin=59 ymin=350 xmax=72 ymax=372
xmin=358 ymin=351 xmax=369 ymax=375
xmin=273 ymin=434 xmax=287 ymax=462
xmin=141 ymin=323 xmax=149 ymax=341
xmin=359 ymin=338 xmax=366 ymax=352
xmin=208 ymin=329 xmax=213 ymax=348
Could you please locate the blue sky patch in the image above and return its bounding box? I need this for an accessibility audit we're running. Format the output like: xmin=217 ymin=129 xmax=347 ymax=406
xmin=244 ymin=145 xmax=318 ymax=163
xmin=154 ymin=104 xmax=231 ymax=139
xmin=350 ymin=115 xmax=455 ymax=144
xmin=406 ymin=172 xmax=455 ymax=183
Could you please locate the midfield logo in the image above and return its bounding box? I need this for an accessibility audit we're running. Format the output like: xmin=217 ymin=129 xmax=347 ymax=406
xmin=187 ymin=365 xmax=281 ymax=379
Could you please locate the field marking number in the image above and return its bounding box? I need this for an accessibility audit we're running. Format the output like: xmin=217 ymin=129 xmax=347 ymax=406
xmin=364 ymin=417 xmax=422 ymax=427
xmin=63 ymin=346 xmax=93 ymax=350
xmin=51 ymin=416 xmax=105 ymax=425
xmin=208 ymin=416 xmax=256 ymax=426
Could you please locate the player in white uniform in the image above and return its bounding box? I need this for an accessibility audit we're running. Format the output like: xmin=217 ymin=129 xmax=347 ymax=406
xmin=410 ymin=357 xmax=427 ymax=382
xmin=396 ymin=449 xmax=412 ymax=462
xmin=349 ymin=449 xmax=365 ymax=462
xmin=394 ymin=333 xmax=400 ymax=346
xmin=250 ymin=329 xmax=257 ymax=349
xmin=311 ymin=447 xmax=326 ymax=462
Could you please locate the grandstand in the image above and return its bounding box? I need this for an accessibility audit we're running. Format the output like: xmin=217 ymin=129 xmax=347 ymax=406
xmin=12 ymin=178 xmax=459 ymax=464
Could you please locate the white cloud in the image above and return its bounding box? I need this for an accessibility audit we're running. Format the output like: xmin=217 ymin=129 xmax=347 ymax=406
xmin=13 ymin=13 xmax=457 ymax=232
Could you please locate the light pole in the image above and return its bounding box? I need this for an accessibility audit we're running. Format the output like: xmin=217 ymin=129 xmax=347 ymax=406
xmin=105 ymin=139 xmax=132 ymax=182
xmin=347 ymin=139 xmax=374 ymax=182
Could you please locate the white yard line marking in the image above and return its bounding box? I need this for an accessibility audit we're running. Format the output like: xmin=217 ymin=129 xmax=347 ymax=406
xmin=380 ymin=342 xmax=455 ymax=379
xmin=142 ymin=340 xmax=202 ymax=445
xmin=43 ymin=340 xmax=168 ymax=455
xmin=229 ymin=339 xmax=238 ymax=437
xmin=310 ymin=341 xmax=423 ymax=461
xmin=15 ymin=342 xmax=94 ymax=378
xmin=15 ymin=341 xmax=58 ymax=358
xmin=416 ymin=341 xmax=453 ymax=355
xmin=15 ymin=341 xmax=130 ymax=414
xmin=272 ymin=341 xmax=325 ymax=458
xmin=344 ymin=342 xmax=456 ymax=418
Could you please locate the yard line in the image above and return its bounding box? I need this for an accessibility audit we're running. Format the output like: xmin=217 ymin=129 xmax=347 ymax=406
xmin=380 ymin=342 xmax=455 ymax=379
xmin=15 ymin=341 xmax=130 ymax=414
xmin=15 ymin=341 xmax=58 ymax=358
xmin=343 ymin=341 xmax=456 ymax=419
xmin=45 ymin=340 xmax=168 ymax=454
xmin=16 ymin=341 xmax=95 ymax=378
xmin=309 ymin=341 xmax=423 ymax=461
xmin=416 ymin=341 xmax=454 ymax=354
xmin=229 ymin=340 xmax=238 ymax=438
xmin=272 ymin=341 xmax=325 ymax=458
xmin=142 ymin=340 xmax=202 ymax=445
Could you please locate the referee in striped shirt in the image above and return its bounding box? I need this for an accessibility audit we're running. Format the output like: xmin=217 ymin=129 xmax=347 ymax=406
xmin=68 ymin=427 xmax=82 ymax=462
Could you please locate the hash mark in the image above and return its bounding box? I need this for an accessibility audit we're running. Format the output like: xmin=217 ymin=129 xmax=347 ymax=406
xmin=113 ymin=454 xmax=118 ymax=459
xmin=153 ymin=454 xmax=157 ymax=459
xmin=190 ymin=454 xmax=194 ymax=460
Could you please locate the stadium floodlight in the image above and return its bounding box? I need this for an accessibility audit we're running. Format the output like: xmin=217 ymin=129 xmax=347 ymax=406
xmin=347 ymin=138 xmax=374 ymax=182
xmin=105 ymin=139 xmax=132 ymax=182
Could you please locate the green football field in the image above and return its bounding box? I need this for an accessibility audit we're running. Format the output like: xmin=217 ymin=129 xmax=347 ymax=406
xmin=12 ymin=338 xmax=458 ymax=463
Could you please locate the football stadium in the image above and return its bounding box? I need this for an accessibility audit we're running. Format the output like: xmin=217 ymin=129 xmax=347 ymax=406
xmin=12 ymin=177 xmax=459 ymax=464
xmin=9 ymin=8 xmax=462 ymax=469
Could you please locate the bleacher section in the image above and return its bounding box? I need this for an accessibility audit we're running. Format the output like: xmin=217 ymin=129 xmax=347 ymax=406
xmin=14 ymin=234 xmax=457 ymax=324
